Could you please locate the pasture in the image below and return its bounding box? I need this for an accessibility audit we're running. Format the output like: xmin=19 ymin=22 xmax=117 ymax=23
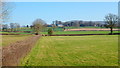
xmin=41 ymin=31 xmax=119 ymax=34
xmin=20 ymin=35 xmax=118 ymax=66
xmin=1 ymin=27 xmax=119 ymax=35
xmin=1 ymin=32 xmax=32 ymax=35
xmin=2 ymin=35 xmax=32 ymax=46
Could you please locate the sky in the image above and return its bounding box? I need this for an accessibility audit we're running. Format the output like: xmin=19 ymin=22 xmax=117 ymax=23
xmin=4 ymin=0 xmax=120 ymax=2
xmin=8 ymin=2 xmax=118 ymax=26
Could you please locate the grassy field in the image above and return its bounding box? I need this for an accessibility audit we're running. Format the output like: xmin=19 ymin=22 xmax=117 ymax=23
xmin=1 ymin=30 xmax=119 ymax=35
xmin=20 ymin=35 xmax=118 ymax=66
xmin=41 ymin=31 xmax=119 ymax=34
xmin=1 ymin=26 xmax=119 ymax=35
xmin=1 ymin=32 xmax=32 ymax=34
xmin=2 ymin=35 xmax=32 ymax=46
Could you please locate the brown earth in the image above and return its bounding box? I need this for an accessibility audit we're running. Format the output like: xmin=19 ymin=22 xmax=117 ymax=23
xmin=64 ymin=28 xmax=120 ymax=31
xmin=2 ymin=35 xmax=40 ymax=66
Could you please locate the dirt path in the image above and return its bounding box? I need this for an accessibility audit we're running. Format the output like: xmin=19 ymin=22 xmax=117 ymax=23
xmin=2 ymin=35 xmax=40 ymax=66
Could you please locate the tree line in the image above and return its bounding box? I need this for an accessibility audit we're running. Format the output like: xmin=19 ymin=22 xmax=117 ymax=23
xmin=1 ymin=13 xmax=119 ymax=35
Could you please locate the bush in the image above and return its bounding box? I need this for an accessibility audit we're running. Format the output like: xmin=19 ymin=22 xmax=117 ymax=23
xmin=48 ymin=28 xmax=53 ymax=35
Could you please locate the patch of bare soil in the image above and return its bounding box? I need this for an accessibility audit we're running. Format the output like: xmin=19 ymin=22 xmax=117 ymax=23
xmin=64 ymin=28 xmax=120 ymax=31
xmin=2 ymin=35 xmax=40 ymax=66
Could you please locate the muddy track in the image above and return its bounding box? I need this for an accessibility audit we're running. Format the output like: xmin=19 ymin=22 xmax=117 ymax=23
xmin=2 ymin=35 xmax=40 ymax=66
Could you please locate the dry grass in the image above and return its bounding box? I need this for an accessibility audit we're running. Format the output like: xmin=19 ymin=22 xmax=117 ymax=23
xmin=2 ymin=35 xmax=40 ymax=66
xmin=2 ymin=35 xmax=32 ymax=46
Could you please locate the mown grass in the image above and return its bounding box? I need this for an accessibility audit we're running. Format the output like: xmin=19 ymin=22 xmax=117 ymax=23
xmin=2 ymin=35 xmax=32 ymax=46
xmin=20 ymin=35 xmax=118 ymax=66
xmin=41 ymin=31 xmax=119 ymax=34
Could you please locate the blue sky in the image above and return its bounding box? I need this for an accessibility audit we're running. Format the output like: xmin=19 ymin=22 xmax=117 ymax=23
xmin=5 ymin=0 xmax=120 ymax=2
xmin=9 ymin=2 xmax=118 ymax=25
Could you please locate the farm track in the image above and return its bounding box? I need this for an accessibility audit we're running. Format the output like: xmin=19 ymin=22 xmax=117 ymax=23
xmin=2 ymin=35 xmax=40 ymax=66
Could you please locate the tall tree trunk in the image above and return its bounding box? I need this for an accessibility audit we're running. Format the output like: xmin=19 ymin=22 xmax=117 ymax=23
xmin=110 ymin=27 xmax=113 ymax=34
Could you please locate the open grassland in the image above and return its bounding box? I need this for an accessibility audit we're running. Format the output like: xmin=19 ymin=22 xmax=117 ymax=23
xmin=1 ymin=30 xmax=119 ymax=35
xmin=20 ymin=35 xmax=118 ymax=66
xmin=1 ymin=32 xmax=32 ymax=34
xmin=41 ymin=31 xmax=119 ymax=34
xmin=1 ymin=27 xmax=119 ymax=35
xmin=2 ymin=35 xmax=32 ymax=46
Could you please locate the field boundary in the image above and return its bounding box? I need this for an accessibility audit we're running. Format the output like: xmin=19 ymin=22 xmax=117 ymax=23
xmin=0 ymin=34 xmax=32 ymax=35
xmin=64 ymin=28 xmax=120 ymax=31
xmin=42 ymin=33 xmax=120 ymax=36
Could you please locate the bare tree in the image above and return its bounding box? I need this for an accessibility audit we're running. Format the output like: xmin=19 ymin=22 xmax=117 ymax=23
xmin=2 ymin=24 xmax=8 ymax=31
xmin=32 ymin=19 xmax=46 ymax=35
xmin=52 ymin=21 xmax=56 ymax=31
xmin=0 ymin=0 xmax=14 ymax=23
xmin=75 ymin=22 xmax=80 ymax=27
xmin=10 ymin=23 xmax=15 ymax=31
xmin=16 ymin=23 xmax=20 ymax=28
xmin=14 ymin=23 xmax=20 ymax=31
xmin=104 ymin=13 xmax=119 ymax=34
xmin=10 ymin=23 xmax=20 ymax=31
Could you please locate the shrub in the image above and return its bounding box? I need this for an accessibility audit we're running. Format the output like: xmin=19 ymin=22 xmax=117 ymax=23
xmin=48 ymin=28 xmax=53 ymax=35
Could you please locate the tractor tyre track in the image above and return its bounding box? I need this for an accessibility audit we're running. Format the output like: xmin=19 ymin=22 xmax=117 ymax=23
xmin=2 ymin=35 xmax=40 ymax=66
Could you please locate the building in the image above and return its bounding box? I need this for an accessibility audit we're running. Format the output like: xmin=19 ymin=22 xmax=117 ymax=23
xmin=53 ymin=20 xmax=105 ymax=27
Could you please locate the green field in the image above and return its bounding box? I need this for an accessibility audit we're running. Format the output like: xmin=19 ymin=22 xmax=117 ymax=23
xmin=2 ymin=35 xmax=32 ymax=46
xmin=1 ymin=32 xmax=32 ymax=34
xmin=20 ymin=35 xmax=118 ymax=66
xmin=41 ymin=31 xmax=119 ymax=34
xmin=1 ymin=30 xmax=119 ymax=35
xmin=1 ymin=26 xmax=119 ymax=35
